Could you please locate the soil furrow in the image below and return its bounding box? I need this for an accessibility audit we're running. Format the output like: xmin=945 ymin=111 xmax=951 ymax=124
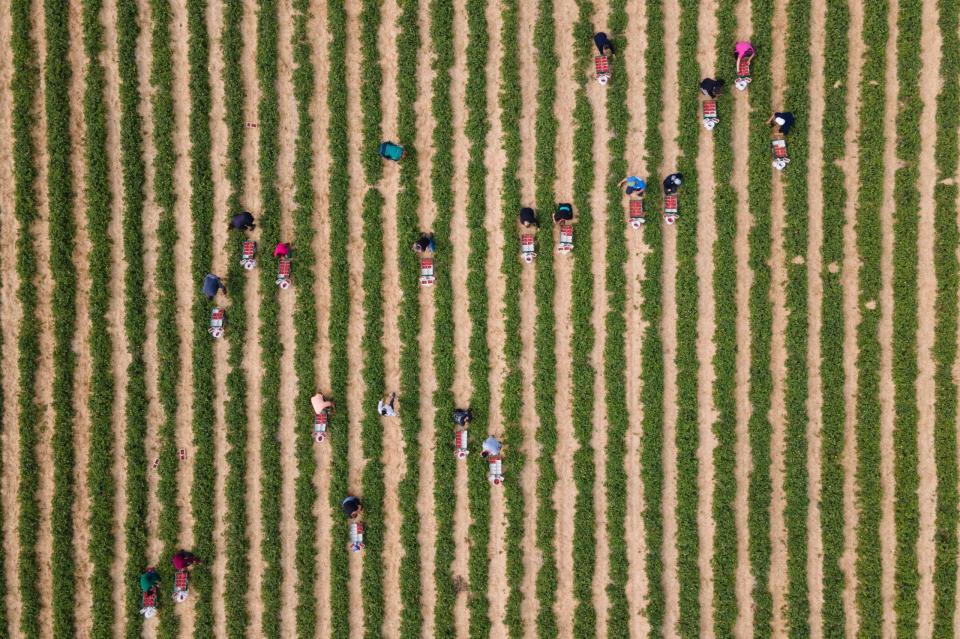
xmin=0 ymin=0 xmax=22 ymax=630
xmin=517 ymin=0 xmax=541 ymax=631
xmin=840 ymin=0 xmax=864 ymax=634
xmin=805 ymin=0 xmax=828 ymax=636
xmin=377 ymin=0 xmax=404 ymax=636
xmin=695 ymin=1 xmax=719 ymax=635
xmin=206 ymin=0 xmax=230 ymax=634
xmin=239 ymin=0 xmax=265 ymax=630
xmin=587 ymin=0 xmax=611 ymax=631
xmin=414 ymin=0 xmax=437 ymax=630
xmin=914 ymin=0 xmax=942 ymax=634
xmin=659 ymin=0 xmax=682 ymax=632
xmin=622 ymin=0 xmax=648 ymax=635
xmin=767 ymin=2 xmax=789 ymax=635
xmin=483 ymin=0 xmax=508 ymax=633
xmin=731 ymin=0 xmax=754 ymax=634
xmin=449 ymin=1 xmax=473 ymax=634
xmin=878 ymin=1 xmax=899 ymax=634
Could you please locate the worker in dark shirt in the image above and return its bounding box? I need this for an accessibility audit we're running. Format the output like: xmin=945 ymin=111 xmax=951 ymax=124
xmin=767 ymin=112 xmax=796 ymax=135
xmin=203 ymin=273 xmax=227 ymax=301
xmin=227 ymin=211 xmax=255 ymax=231
xmin=699 ymin=78 xmax=725 ymax=98
xmin=663 ymin=173 xmax=683 ymax=195
xmin=593 ymin=32 xmax=615 ymax=56
xmin=519 ymin=207 xmax=539 ymax=228
xmin=341 ymin=495 xmax=363 ymax=519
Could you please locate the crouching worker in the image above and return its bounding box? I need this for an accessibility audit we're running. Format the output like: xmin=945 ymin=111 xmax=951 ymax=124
xmin=140 ymin=567 xmax=160 ymax=592
xmin=341 ymin=495 xmax=363 ymax=519
xmin=203 ymin=273 xmax=227 ymax=301
xmin=453 ymin=408 xmax=473 ymax=427
xmin=481 ymin=435 xmax=502 ymax=459
xmin=172 ymin=550 xmax=200 ymax=571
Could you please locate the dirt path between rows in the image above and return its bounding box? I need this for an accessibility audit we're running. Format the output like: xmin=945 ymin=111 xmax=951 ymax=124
xmin=414 ymin=0 xmax=438 ymax=629
xmin=483 ymin=0 xmax=508 ymax=634
xmin=622 ymin=0 xmax=649 ymax=635
xmin=587 ymin=1 xmax=610 ymax=633
xmin=839 ymin=1 xmax=864 ymax=634
xmin=767 ymin=3 xmax=790 ymax=635
xmin=308 ymin=1 xmax=334 ymax=635
xmin=914 ymin=0 xmax=942 ymax=634
xmin=659 ymin=0 xmax=682 ymax=632
xmin=449 ymin=1 xmax=474 ymax=634
xmin=274 ymin=0 xmax=300 ymax=635
xmin=731 ymin=0 xmax=755 ymax=634
xmin=377 ymin=0 xmax=405 ymax=636
xmin=551 ymin=0 xmax=577 ymax=635
xmin=343 ymin=3 xmax=367 ymax=634
xmin=804 ymin=1 xmax=828 ymax=636
xmin=206 ymin=1 xmax=231 ymax=634
xmin=239 ymin=0 xmax=265 ymax=630
xmin=878 ymin=1 xmax=899 ymax=634
xmin=695 ymin=1 xmax=719 ymax=636
xmin=68 ymin=1 xmax=93 ymax=634
xmin=30 ymin=1 xmax=56 ymax=632
xmin=169 ymin=2 xmax=198 ymax=632
xmin=517 ymin=0 xmax=541 ymax=631
xmin=0 ymin=0 xmax=22 ymax=630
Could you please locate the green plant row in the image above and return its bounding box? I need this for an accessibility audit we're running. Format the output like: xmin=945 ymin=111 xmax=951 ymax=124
xmin=816 ymin=1 xmax=849 ymax=636
xmin=569 ymin=0 xmax=596 ymax=635
xmin=932 ymin=0 xmax=960 ymax=634
xmin=83 ymin=0 xmax=117 ymax=635
xmin=325 ymin=1 xmax=351 ymax=637
xmin=640 ymin=0 xmax=666 ymax=632
xmin=781 ymin=1 xmax=811 ymax=636
xmin=603 ymin=2 xmax=630 ymax=636
xmin=393 ymin=2 xmax=424 ymax=636
xmin=891 ymin=1 xmax=922 ymax=634
xmin=185 ymin=2 xmax=216 ymax=635
xmin=496 ymin=1 xmax=526 ymax=636
xmin=853 ymin=1 xmax=888 ymax=635
xmin=533 ymin=1 xmax=559 ymax=636
xmin=746 ymin=1 xmax=774 ymax=636
xmin=289 ymin=1 xmax=318 ymax=637
xmin=428 ymin=0 xmax=457 ymax=632
xmin=219 ymin=0 xmax=250 ymax=636
xmin=43 ymin=0 xmax=78 ymax=632
xmin=11 ymin=0 xmax=41 ymax=635
xmin=360 ymin=0 xmax=383 ymax=184
xmin=674 ymin=2 xmax=702 ymax=635
xmin=359 ymin=189 xmax=386 ymax=639
xmin=709 ymin=2 xmax=737 ymax=636
xmin=463 ymin=0 xmax=491 ymax=636
xmin=255 ymin=0 xmax=283 ymax=636
xmin=148 ymin=0 xmax=182 ymax=635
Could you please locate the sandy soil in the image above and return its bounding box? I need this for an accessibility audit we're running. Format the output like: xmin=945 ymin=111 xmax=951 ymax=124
xmin=449 ymin=1 xmax=474 ymax=635
xmin=273 ymin=0 xmax=300 ymax=635
xmin=839 ymin=1 xmax=865 ymax=635
xmin=483 ymin=0 xmax=509 ymax=634
xmin=587 ymin=2 xmax=610 ymax=633
xmin=767 ymin=3 xmax=790 ymax=636
xmin=206 ymin=0 xmax=231 ymax=634
xmin=695 ymin=2 xmax=719 ymax=636
xmin=0 ymin=0 xmax=22 ymax=631
xmin=550 ymin=0 xmax=578 ymax=635
xmin=913 ymin=0 xmax=942 ymax=635
xmin=29 ymin=0 xmax=57 ymax=632
xmin=517 ymin=0 xmax=542 ymax=631
xmin=343 ymin=2 xmax=368 ymax=634
xmin=878 ymin=2 xmax=899 ymax=635
xmin=307 ymin=0 xmax=333 ymax=635
xmin=731 ymin=0 xmax=755 ymax=634
xmin=659 ymin=0 xmax=682 ymax=633
xmin=623 ymin=0 xmax=649 ymax=636
xmin=805 ymin=1 xmax=828 ymax=635
xmin=67 ymin=0 xmax=93 ymax=634
xmin=414 ymin=0 xmax=438 ymax=630
xmin=239 ymin=0 xmax=266 ymax=630
xmin=377 ymin=0 xmax=405 ymax=636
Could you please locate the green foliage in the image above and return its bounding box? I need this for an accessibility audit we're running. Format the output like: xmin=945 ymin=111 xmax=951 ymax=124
xmin=817 ymin=1 xmax=849 ymax=636
xmin=853 ymin=2 xmax=888 ymax=635
xmin=360 ymin=0 xmax=383 ymax=183
xmin=11 ymin=0 xmax=40 ymax=635
xmin=932 ymin=0 xmax=960 ymax=634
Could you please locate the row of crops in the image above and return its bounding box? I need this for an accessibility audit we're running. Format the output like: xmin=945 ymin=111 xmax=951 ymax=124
xmin=3 ymin=0 xmax=960 ymax=638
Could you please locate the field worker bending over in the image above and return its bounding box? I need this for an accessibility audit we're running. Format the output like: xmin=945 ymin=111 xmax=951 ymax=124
xmin=273 ymin=242 xmax=291 ymax=258
xmin=453 ymin=408 xmax=472 ymax=426
xmin=140 ymin=567 xmax=160 ymax=592
xmin=227 ymin=211 xmax=255 ymax=231
xmin=593 ymin=32 xmax=615 ymax=56
xmin=481 ymin=435 xmax=502 ymax=458
xmin=767 ymin=112 xmax=795 ymax=135
xmin=378 ymin=392 xmax=398 ymax=417
xmin=172 ymin=550 xmax=200 ymax=571
xmin=413 ymin=232 xmax=436 ymax=253
xmin=618 ymin=176 xmax=646 ymax=196
xmin=663 ymin=173 xmax=683 ymax=195
xmin=734 ymin=41 xmax=755 ymax=63
xmin=699 ymin=78 xmax=725 ymax=98
xmin=203 ymin=273 xmax=227 ymax=301
xmin=519 ymin=207 xmax=539 ymax=229
xmin=341 ymin=495 xmax=363 ymax=519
